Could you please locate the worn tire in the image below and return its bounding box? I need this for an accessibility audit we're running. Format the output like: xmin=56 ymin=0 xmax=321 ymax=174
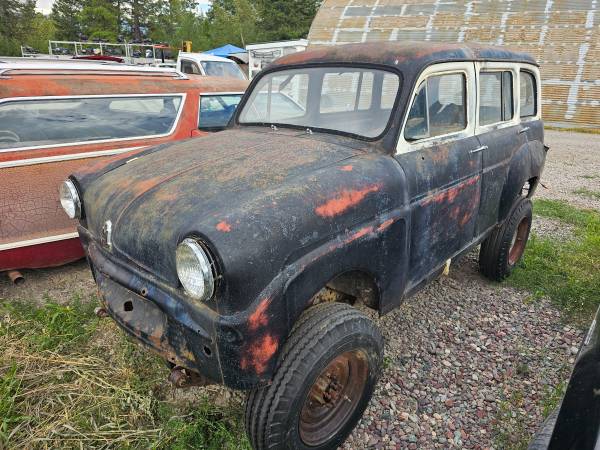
xmin=528 ymin=408 xmax=559 ymax=449
xmin=245 ymin=302 xmax=383 ymax=450
xmin=479 ymin=197 xmax=532 ymax=281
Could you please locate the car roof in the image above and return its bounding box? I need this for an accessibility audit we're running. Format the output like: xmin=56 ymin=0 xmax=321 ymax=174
xmin=178 ymin=52 xmax=237 ymax=63
xmin=270 ymin=42 xmax=538 ymax=71
xmin=0 ymin=68 xmax=249 ymax=98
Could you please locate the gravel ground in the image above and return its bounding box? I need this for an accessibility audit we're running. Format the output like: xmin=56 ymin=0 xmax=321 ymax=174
xmin=0 ymin=130 xmax=598 ymax=449
xmin=537 ymin=130 xmax=600 ymax=210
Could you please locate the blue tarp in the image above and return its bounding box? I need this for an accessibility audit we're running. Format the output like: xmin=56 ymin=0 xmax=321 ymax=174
xmin=203 ymin=44 xmax=246 ymax=57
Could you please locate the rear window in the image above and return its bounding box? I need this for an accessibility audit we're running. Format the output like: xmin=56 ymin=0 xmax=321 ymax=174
xmin=0 ymin=95 xmax=183 ymax=150
xmin=199 ymin=94 xmax=243 ymax=131
xmin=520 ymin=71 xmax=537 ymax=117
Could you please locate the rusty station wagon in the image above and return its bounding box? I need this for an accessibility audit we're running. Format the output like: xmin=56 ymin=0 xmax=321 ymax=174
xmin=0 ymin=61 xmax=248 ymax=276
xmin=62 ymin=42 xmax=546 ymax=449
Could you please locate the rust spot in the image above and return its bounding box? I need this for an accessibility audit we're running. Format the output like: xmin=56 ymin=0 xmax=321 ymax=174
xmin=216 ymin=221 xmax=232 ymax=232
xmin=377 ymin=218 xmax=395 ymax=232
xmin=240 ymin=333 xmax=278 ymax=375
xmin=248 ymin=298 xmax=270 ymax=331
xmin=422 ymin=176 xmax=480 ymax=206
xmin=347 ymin=226 xmax=374 ymax=242
xmin=340 ymin=165 xmax=353 ymax=172
xmin=315 ymin=184 xmax=380 ymax=218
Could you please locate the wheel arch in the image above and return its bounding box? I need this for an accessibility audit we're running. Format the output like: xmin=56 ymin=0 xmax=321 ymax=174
xmin=498 ymin=140 xmax=545 ymax=222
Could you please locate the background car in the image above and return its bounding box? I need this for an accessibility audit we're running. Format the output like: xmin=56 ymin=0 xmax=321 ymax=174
xmin=0 ymin=61 xmax=247 ymax=276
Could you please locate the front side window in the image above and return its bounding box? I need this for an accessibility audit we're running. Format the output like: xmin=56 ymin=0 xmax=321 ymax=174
xmin=404 ymin=73 xmax=467 ymax=141
xmin=199 ymin=94 xmax=243 ymax=131
xmin=181 ymin=59 xmax=201 ymax=75
xmin=200 ymin=61 xmax=246 ymax=80
xmin=520 ymin=71 xmax=537 ymax=117
xmin=0 ymin=95 xmax=183 ymax=150
xmin=479 ymin=71 xmax=513 ymax=126
xmin=238 ymin=67 xmax=401 ymax=139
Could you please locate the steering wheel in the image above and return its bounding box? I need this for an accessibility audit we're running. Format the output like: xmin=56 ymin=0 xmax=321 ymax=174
xmin=0 ymin=130 xmax=21 ymax=144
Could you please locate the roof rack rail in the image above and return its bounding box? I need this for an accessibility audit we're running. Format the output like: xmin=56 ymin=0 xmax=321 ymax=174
xmin=0 ymin=61 xmax=188 ymax=79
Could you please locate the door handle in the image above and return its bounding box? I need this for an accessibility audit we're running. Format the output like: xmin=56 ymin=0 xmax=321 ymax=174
xmin=519 ymin=127 xmax=531 ymax=134
xmin=469 ymin=145 xmax=488 ymax=154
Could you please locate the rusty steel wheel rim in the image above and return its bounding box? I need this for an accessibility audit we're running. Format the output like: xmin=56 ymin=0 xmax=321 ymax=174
xmin=508 ymin=218 xmax=530 ymax=266
xmin=299 ymin=349 xmax=368 ymax=446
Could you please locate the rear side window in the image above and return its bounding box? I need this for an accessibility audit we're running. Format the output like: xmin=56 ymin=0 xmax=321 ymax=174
xmin=520 ymin=71 xmax=537 ymax=117
xmin=0 ymin=95 xmax=183 ymax=150
xmin=199 ymin=94 xmax=243 ymax=131
xmin=405 ymin=72 xmax=467 ymax=141
xmin=479 ymin=71 xmax=513 ymax=126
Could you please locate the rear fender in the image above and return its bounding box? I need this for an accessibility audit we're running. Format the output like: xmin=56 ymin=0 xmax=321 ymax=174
xmin=498 ymin=138 xmax=545 ymax=222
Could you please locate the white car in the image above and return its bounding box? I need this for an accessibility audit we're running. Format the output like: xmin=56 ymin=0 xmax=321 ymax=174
xmin=176 ymin=52 xmax=246 ymax=80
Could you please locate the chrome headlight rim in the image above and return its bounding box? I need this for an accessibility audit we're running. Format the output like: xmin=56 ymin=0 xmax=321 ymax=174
xmin=176 ymin=237 xmax=216 ymax=301
xmin=59 ymin=179 xmax=82 ymax=219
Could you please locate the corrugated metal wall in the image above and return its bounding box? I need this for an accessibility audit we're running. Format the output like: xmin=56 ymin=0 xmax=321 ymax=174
xmin=308 ymin=0 xmax=599 ymax=128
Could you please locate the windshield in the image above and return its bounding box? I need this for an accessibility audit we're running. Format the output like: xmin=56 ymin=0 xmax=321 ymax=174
xmin=200 ymin=61 xmax=246 ymax=80
xmin=238 ymin=67 xmax=400 ymax=138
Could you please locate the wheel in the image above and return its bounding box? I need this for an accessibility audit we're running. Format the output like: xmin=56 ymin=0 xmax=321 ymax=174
xmin=479 ymin=197 xmax=532 ymax=281
xmin=245 ymin=302 xmax=383 ymax=450
xmin=528 ymin=408 xmax=559 ymax=449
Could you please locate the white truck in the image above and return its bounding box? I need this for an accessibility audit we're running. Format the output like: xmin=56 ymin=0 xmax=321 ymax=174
xmin=175 ymin=52 xmax=247 ymax=80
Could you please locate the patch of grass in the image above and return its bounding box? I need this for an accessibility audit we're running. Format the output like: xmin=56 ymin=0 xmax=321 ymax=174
xmin=508 ymin=199 xmax=600 ymax=323
xmin=0 ymin=296 xmax=249 ymax=449
xmin=540 ymin=380 xmax=567 ymax=419
xmin=579 ymin=174 xmax=599 ymax=180
xmin=545 ymin=125 xmax=600 ymax=135
xmin=0 ymin=297 xmax=98 ymax=352
xmin=573 ymin=187 xmax=600 ymax=200
xmin=494 ymin=389 xmax=529 ymax=450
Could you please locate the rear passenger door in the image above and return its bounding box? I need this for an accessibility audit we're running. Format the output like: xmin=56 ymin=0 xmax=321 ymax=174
xmin=474 ymin=63 xmax=526 ymax=235
xmin=395 ymin=62 xmax=482 ymax=287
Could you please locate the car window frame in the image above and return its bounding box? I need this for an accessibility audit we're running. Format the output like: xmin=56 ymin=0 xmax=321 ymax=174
xmin=397 ymin=61 xmax=476 ymax=154
xmin=475 ymin=62 xmax=520 ymax=133
xmin=198 ymin=91 xmax=245 ymax=132
xmin=0 ymin=93 xmax=187 ymax=154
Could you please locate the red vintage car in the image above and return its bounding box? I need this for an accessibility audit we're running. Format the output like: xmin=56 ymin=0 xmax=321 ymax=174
xmin=0 ymin=61 xmax=248 ymax=276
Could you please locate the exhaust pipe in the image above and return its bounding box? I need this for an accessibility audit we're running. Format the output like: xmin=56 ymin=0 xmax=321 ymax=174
xmin=7 ymin=270 xmax=24 ymax=285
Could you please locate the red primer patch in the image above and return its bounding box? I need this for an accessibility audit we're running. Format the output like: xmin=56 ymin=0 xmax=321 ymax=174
xmin=240 ymin=334 xmax=278 ymax=375
xmin=315 ymin=184 xmax=380 ymax=218
xmin=248 ymin=298 xmax=269 ymax=331
xmin=216 ymin=221 xmax=231 ymax=232
xmin=340 ymin=165 xmax=353 ymax=172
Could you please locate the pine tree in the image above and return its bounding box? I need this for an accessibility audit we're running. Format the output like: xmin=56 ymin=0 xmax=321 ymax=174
xmin=257 ymin=0 xmax=320 ymax=41
xmin=0 ymin=0 xmax=37 ymax=55
xmin=51 ymin=0 xmax=82 ymax=40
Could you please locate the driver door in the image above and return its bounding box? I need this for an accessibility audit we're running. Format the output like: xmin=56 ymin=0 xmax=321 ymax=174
xmin=394 ymin=62 xmax=483 ymax=288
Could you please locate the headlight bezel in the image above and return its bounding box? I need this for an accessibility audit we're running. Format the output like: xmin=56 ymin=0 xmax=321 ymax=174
xmin=176 ymin=237 xmax=216 ymax=302
xmin=59 ymin=179 xmax=82 ymax=219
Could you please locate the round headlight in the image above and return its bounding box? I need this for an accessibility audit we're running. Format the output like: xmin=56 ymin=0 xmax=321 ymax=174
xmin=59 ymin=179 xmax=81 ymax=219
xmin=176 ymin=238 xmax=215 ymax=301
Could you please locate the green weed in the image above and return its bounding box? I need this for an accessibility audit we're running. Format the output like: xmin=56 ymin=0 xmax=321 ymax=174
xmin=508 ymin=199 xmax=600 ymax=323
xmin=0 ymin=297 xmax=247 ymax=449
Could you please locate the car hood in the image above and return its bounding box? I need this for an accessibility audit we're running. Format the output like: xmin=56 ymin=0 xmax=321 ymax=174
xmin=81 ymin=128 xmax=384 ymax=290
